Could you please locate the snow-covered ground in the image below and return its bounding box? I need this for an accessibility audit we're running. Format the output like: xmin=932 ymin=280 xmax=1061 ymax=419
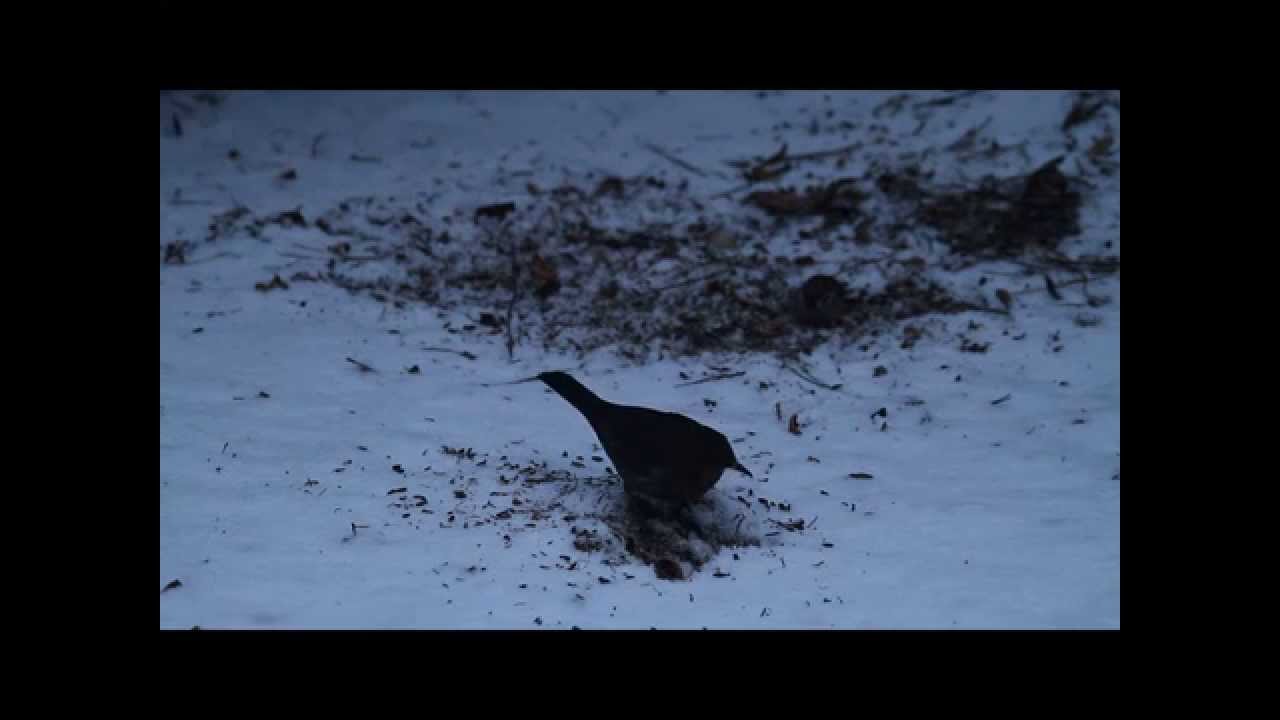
xmin=160 ymin=90 xmax=1120 ymax=629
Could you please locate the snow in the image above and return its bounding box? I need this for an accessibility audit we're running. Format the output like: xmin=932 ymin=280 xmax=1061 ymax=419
xmin=160 ymin=90 xmax=1119 ymax=629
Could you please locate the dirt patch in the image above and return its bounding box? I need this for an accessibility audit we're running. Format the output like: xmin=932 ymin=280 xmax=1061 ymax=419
xmin=177 ymin=151 xmax=1114 ymax=363
xmin=919 ymin=157 xmax=1084 ymax=260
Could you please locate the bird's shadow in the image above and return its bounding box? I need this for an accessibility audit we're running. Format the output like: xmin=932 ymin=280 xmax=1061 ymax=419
xmin=586 ymin=488 xmax=774 ymax=581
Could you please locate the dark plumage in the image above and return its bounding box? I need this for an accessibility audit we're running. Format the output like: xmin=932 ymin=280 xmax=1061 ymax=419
xmin=536 ymin=371 xmax=752 ymax=512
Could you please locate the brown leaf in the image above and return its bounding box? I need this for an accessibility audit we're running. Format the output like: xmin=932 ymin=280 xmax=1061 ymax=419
xmin=788 ymin=414 xmax=801 ymax=435
xmin=996 ymin=288 xmax=1013 ymax=309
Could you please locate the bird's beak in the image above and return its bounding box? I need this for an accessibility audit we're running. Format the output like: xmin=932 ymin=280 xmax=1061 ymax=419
xmin=733 ymin=463 xmax=753 ymax=478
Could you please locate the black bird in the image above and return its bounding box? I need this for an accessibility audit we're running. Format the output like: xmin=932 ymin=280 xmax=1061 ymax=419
xmin=536 ymin=371 xmax=752 ymax=513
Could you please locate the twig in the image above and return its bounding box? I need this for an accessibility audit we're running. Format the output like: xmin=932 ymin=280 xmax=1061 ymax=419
xmin=955 ymin=302 xmax=1011 ymax=317
xmin=341 ymin=253 xmax=396 ymax=263
xmin=715 ymin=142 xmax=862 ymax=197
xmin=872 ymin=93 xmax=912 ymax=118
xmin=422 ymin=347 xmax=478 ymax=361
xmin=675 ymin=371 xmax=745 ymax=388
xmin=784 ymin=365 xmax=843 ymax=391
xmin=640 ymin=141 xmax=709 ymax=178
xmin=505 ymin=230 xmax=519 ymax=361
xmin=1013 ymin=275 xmax=1111 ymax=298
xmin=946 ymin=117 xmax=993 ymax=152
xmin=346 ymin=357 xmax=377 ymax=373
xmin=181 ymin=251 xmax=241 ymax=266
xmin=1044 ymin=274 xmax=1062 ymax=300
xmin=168 ymin=192 xmax=214 ymax=207
xmin=311 ymin=133 xmax=326 ymax=158
xmin=914 ymin=90 xmax=981 ymax=109
xmin=787 ymin=142 xmax=862 ymax=162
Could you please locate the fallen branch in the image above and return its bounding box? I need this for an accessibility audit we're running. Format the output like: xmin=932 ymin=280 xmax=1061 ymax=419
xmin=787 ymin=142 xmax=862 ymax=163
xmin=955 ymin=301 xmax=1011 ymax=317
xmin=641 ymin=141 xmax=709 ymax=178
xmin=914 ymin=90 xmax=981 ymax=109
xmin=715 ymin=142 xmax=862 ymax=197
xmin=1013 ymin=275 xmax=1110 ymax=298
xmin=675 ymin=371 xmax=745 ymax=388
xmin=872 ymin=93 xmax=912 ymax=118
xmin=505 ymin=231 xmax=519 ymax=361
xmin=180 ymin=251 xmax=241 ymax=266
xmin=946 ymin=117 xmax=994 ymax=153
xmin=422 ymin=347 xmax=478 ymax=361
xmin=784 ymin=364 xmax=843 ymax=391
xmin=341 ymin=253 xmax=396 ymax=263
xmin=168 ymin=192 xmax=214 ymax=207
